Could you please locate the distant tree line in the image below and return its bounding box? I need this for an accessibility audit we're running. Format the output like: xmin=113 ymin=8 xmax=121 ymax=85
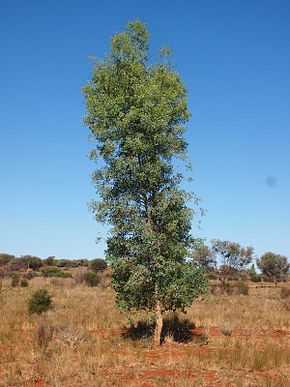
xmin=1 ymin=244 xmax=288 ymax=284
xmin=0 ymin=254 xmax=107 ymax=273
xmin=190 ymin=239 xmax=289 ymax=283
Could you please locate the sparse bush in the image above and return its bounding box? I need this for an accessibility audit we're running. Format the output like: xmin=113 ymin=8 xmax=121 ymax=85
xmin=235 ymin=281 xmax=249 ymax=295
xmin=41 ymin=267 xmax=72 ymax=278
xmin=28 ymin=288 xmax=53 ymax=315
xmin=73 ymin=267 xmax=87 ymax=284
xmin=11 ymin=273 xmax=20 ymax=287
xmin=89 ymin=258 xmax=108 ymax=272
xmin=36 ymin=319 xmax=54 ymax=353
xmin=84 ymin=271 xmax=99 ymax=287
xmin=220 ymin=325 xmax=233 ymax=336
xmin=20 ymin=278 xmax=29 ymax=287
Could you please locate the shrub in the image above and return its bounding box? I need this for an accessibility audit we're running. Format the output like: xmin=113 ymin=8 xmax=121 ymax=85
xmin=84 ymin=271 xmax=99 ymax=287
xmin=235 ymin=281 xmax=249 ymax=295
xmin=28 ymin=289 xmax=53 ymax=315
xmin=20 ymin=278 xmax=29 ymax=287
xmin=89 ymin=258 xmax=108 ymax=272
xmin=11 ymin=273 xmax=20 ymax=287
xmin=250 ymin=272 xmax=262 ymax=282
xmin=41 ymin=267 xmax=72 ymax=278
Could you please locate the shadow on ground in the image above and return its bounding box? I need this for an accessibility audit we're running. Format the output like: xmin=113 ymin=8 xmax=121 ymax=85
xmin=122 ymin=315 xmax=207 ymax=344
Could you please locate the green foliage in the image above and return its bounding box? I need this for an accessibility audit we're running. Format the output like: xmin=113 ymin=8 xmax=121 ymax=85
xmin=89 ymin=258 xmax=108 ymax=272
xmin=11 ymin=273 xmax=20 ymax=287
xmin=257 ymin=252 xmax=289 ymax=282
xmin=41 ymin=267 xmax=72 ymax=278
xmin=84 ymin=271 xmax=99 ymax=287
xmin=28 ymin=288 xmax=53 ymax=315
xmin=20 ymin=278 xmax=29 ymax=287
xmin=249 ymin=264 xmax=261 ymax=282
xmin=83 ymin=20 xmax=207 ymax=315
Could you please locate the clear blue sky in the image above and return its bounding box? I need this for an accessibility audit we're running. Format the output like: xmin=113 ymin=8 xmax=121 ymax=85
xmin=1 ymin=0 xmax=289 ymax=260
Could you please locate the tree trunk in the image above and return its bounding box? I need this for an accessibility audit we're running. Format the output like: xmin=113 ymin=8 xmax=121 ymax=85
xmin=154 ymin=301 xmax=163 ymax=346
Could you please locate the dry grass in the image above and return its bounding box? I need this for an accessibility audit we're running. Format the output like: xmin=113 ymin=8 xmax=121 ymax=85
xmin=0 ymin=278 xmax=289 ymax=386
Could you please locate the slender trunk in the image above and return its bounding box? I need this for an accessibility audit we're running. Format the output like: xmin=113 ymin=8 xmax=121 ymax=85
xmin=154 ymin=301 xmax=163 ymax=346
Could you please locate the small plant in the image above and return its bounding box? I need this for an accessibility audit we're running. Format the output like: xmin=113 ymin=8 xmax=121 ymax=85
xmin=11 ymin=273 xmax=20 ymax=287
xmin=28 ymin=288 xmax=53 ymax=315
xmin=73 ymin=267 xmax=87 ymax=284
xmin=84 ymin=271 xmax=99 ymax=287
xmin=220 ymin=324 xmax=233 ymax=336
xmin=36 ymin=319 xmax=54 ymax=353
xmin=20 ymin=278 xmax=29 ymax=287
xmin=235 ymin=281 xmax=249 ymax=295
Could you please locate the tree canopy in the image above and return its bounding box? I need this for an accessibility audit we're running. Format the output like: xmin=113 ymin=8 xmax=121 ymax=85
xmin=257 ymin=252 xmax=289 ymax=282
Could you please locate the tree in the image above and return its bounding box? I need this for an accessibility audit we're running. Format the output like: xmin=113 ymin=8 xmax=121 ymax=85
xmin=211 ymin=240 xmax=254 ymax=284
xmin=83 ymin=20 xmax=207 ymax=345
xmin=257 ymin=252 xmax=289 ymax=282
xmin=190 ymin=242 xmax=217 ymax=271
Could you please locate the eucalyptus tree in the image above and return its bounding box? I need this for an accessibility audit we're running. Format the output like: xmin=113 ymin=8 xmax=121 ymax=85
xmin=257 ymin=252 xmax=289 ymax=282
xmin=211 ymin=240 xmax=254 ymax=284
xmin=83 ymin=20 xmax=207 ymax=345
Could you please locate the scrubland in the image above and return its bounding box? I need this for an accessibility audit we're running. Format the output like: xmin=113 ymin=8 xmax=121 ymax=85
xmin=0 ymin=277 xmax=289 ymax=386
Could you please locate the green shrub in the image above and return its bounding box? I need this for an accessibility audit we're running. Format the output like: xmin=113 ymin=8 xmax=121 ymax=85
xmin=235 ymin=280 xmax=249 ymax=295
xmin=11 ymin=273 xmax=20 ymax=287
xmin=20 ymin=278 xmax=29 ymax=287
xmin=84 ymin=271 xmax=99 ymax=287
xmin=28 ymin=288 xmax=53 ymax=315
xmin=41 ymin=267 xmax=72 ymax=278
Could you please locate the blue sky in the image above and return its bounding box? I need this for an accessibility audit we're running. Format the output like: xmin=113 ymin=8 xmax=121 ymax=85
xmin=0 ymin=0 xmax=289 ymax=260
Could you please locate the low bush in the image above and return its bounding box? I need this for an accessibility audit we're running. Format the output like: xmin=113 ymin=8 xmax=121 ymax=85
xmin=84 ymin=271 xmax=99 ymax=287
xmin=20 ymin=278 xmax=29 ymax=287
xmin=11 ymin=273 xmax=20 ymax=287
xmin=41 ymin=267 xmax=72 ymax=278
xmin=89 ymin=258 xmax=108 ymax=272
xmin=28 ymin=288 xmax=53 ymax=315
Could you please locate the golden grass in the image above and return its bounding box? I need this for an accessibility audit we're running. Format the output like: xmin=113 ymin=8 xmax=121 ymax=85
xmin=0 ymin=278 xmax=289 ymax=386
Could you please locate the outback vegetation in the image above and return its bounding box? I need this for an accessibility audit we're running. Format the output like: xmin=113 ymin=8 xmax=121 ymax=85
xmin=0 ymin=20 xmax=289 ymax=386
